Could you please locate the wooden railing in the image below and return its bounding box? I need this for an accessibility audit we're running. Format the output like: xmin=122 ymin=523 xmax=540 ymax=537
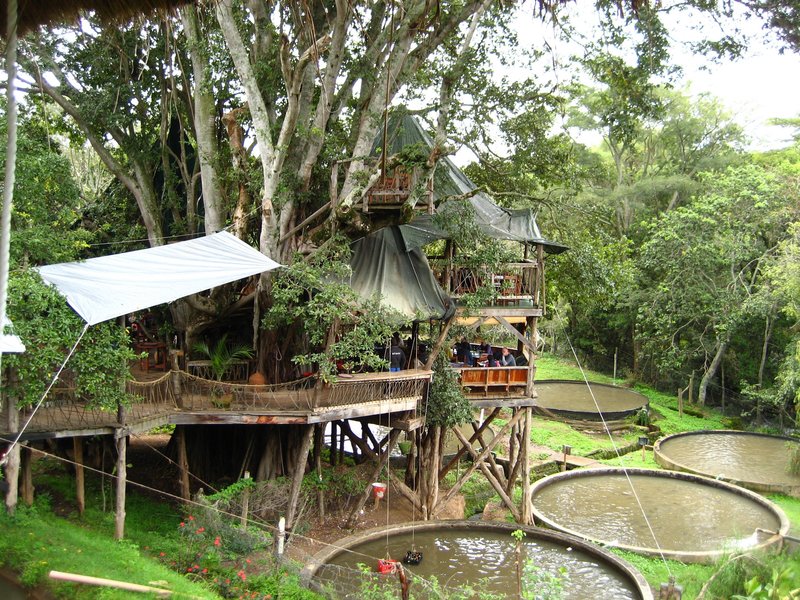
xmin=459 ymin=366 xmax=529 ymax=396
xmin=431 ymin=261 xmax=543 ymax=307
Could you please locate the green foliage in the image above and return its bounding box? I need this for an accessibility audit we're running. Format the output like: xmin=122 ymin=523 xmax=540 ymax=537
xmin=5 ymin=269 xmax=136 ymax=409
xmin=0 ymin=498 xmax=217 ymax=599
xmin=787 ymin=444 xmax=800 ymax=477
xmin=264 ymin=235 xmax=407 ymax=381
xmin=425 ymin=352 xmax=473 ymax=429
xmin=0 ymin=119 xmax=93 ymax=265
xmin=192 ymin=333 xmax=254 ymax=381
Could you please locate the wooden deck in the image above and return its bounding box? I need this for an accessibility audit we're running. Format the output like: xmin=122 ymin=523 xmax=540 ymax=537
xmin=0 ymin=369 xmax=434 ymax=441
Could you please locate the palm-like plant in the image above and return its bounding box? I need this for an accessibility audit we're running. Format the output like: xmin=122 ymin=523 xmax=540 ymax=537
xmin=192 ymin=333 xmax=254 ymax=382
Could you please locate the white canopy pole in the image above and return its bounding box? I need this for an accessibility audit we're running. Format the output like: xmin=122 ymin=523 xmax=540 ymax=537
xmin=0 ymin=0 xmax=18 ymax=345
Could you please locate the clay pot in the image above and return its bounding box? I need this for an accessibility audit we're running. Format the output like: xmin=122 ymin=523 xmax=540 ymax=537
xmin=248 ymin=371 xmax=266 ymax=385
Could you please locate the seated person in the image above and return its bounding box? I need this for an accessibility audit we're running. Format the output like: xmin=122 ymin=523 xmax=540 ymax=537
xmin=455 ymin=338 xmax=472 ymax=366
xmin=499 ymin=347 xmax=516 ymax=366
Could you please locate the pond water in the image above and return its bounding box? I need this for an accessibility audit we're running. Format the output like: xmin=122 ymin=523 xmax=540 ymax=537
xmin=531 ymin=470 xmax=784 ymax=556
xmin=656 ymin=431 xmax=800 ymax=488
xmin=534 ymin=381 xmax=647 ymax=418
xmin=315 ymin=526 xmax=643 ymax=599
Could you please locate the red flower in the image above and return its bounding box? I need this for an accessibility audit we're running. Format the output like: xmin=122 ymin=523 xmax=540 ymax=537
xmin=237 ymin=569 xmax=246 ymax=581
xmin=159 ymin=552 xmax=165 ymax=557
xmin=202 ymin=568 xmax=208 ymax=574
xmin=188 ymin=515 xmax=195 ymax=521
xmin=214 ymin=536 xmax=221 ymax=547
xmin=245 ymin=558 xmax=251 ymax=564
xmin=196 ymin=527 xmax=205 ymax=534
xmin=179 ymin=522 xmax=185 ymax=527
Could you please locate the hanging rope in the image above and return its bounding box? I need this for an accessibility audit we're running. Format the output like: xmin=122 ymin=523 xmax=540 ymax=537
xmin=553 ymin=307 xmax=673 ymax=578
xmin=1 ymin=323 xmax=90 ymax=465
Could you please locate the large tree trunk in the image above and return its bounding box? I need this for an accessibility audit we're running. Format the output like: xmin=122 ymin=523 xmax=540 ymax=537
xmin=698 ymin=339 xmax=728 ymax=406
xmin=181 ymin=4 xmax=225 ymax=234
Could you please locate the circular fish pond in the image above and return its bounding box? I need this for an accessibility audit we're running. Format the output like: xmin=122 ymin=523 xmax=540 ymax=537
xmin=533 ymin=380 xmax=648 ymax=420
xmin=655 ymin=430 xmax=800 ymax=497
xmin=304 ymin=520 xmax=653 ymax=599
xmin=530 ymin=468 xmax=789 ymax=563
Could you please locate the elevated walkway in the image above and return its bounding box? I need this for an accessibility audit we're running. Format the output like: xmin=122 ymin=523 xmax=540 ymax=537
xmin=0 ymin=369 xmax=432 ymax=442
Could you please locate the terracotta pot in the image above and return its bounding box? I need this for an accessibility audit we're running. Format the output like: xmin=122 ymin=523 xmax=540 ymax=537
xmin=248 ymin=371 xmax=266 ymax=385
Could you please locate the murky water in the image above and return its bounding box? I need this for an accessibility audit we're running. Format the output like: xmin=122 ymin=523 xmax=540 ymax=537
xmin=316 ymin=527 xmax=641 ymax=599
xmin=532 ymin=471 xmax=782 ymax=554
xmin=0 ymin=575 xmax=26 ymax=600
xmin=657 ymin=432 xmax=800 ymax=487
xmin=534 ymin=381 xmax=647 ymax=415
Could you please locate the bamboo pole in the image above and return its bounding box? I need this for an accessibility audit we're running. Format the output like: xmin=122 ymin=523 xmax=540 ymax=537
xmin=49 ymin=571 xmax=172 ymax=597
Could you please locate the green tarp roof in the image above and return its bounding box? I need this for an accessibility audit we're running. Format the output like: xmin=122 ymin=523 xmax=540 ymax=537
xmin=349 ymin=115 xmax=567 ymax=321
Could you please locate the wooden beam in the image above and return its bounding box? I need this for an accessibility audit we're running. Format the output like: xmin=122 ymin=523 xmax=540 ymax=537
xmin=388 ymin=470 xmax=422 ymax=512
xmin=176 ymin=426 xmax=190 ymax=502
xmin=287 ymin=425 xmax=314 ymax=531
xmin=452 ymin=426 xmax=518 ymax=521
xmin=425 ymin=316 xmax=454 ymax=370
xmin=439 ymin=408 xmax=500 ymax=479
xmin=494 ymin=315 xmax=537 ymax=354
xmin=74 ymin=437 xmax=85 ymax=516
xmin=431 ymin=409 xmax=524 ymax=518
xmin=521 ymin=407 xmax=533 ymax=525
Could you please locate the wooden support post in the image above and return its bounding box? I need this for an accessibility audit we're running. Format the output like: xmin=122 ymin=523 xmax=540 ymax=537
xmin=688 ymin=372 xmax=695 ymax=404
xmin=452 ymin=427 xmax=520 ymax=522
xmin=240 ymin=471 xmax=250 ymax=527
xmin=176 ymin=426 xmax=191 ymax=501
xmin=114 ymin=429 xmax=127 ymax=540
xmin=677 ymin=388 xmax=684 ymax=418
xmin=4 ymin=376 xmax=19 ymax=515
xmin=346 ymin=429 xmax=401 ymax=527
xmin=20 ymin=445 xmax=34 ymax=506
xmin=313 ymin=425 xmax=325 ymax=519
xmin=286 ymin=425 xmax=314 ymax=531
xmin=329 ymin=422 xmax=337 ymax=466
xmin=170 ymin=351 xmax=184 ymax=408
xmin=521 ymin=407 xmax=533 ymax=525
xmin=432 ymin=410 xmax=525 ymax=519
xmin=275 ymin=516 xmax=286 ymax=558
xmin=424 ymin=316 xmax=454 ymax=370
xmin=74 ymin=437 xmax=85 ymax=516
xmin=439 ymin=408 xmax=500 ymax=479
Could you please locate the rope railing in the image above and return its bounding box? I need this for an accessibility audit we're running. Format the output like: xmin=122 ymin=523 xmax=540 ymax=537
xmin=2 ymin=369 xmax=432 ymax=435
xmin=177 ymin=371 xmax=318 ymax=411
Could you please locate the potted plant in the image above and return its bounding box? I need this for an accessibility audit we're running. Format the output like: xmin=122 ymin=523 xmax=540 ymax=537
xmin=192 ymin=334 xmax=254 ymax=408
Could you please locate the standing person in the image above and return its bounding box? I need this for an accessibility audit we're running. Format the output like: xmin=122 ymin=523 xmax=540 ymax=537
xmin=499 ymin=347 xmax=516 ymax=366
xmin=388 ymin=339 xmax=406 ymax=372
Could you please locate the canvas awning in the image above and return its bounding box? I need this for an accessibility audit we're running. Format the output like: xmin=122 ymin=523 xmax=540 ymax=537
xmin=350 ymin=226 xmax=454 ymax=322
xmin=37 ymin=231 xmax=281 ymax=325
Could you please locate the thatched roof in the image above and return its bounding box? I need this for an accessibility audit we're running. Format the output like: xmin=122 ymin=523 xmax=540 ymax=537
xmin=2 ymin=0 xmax=197 ymax=35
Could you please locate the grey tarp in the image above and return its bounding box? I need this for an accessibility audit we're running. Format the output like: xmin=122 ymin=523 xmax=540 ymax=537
xmin=375 ymin=114 xmax=567 ymax=253
xmin=349 ymin=226 xmax=454 ymax=322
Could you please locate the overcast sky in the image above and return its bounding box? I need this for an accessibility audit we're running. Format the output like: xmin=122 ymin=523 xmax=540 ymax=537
xmin=511 ymin=5 xmax=800 ymax=152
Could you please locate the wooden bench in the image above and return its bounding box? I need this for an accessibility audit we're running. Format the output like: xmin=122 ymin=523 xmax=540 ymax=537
xmin=459 ymin=367 xmax=528 ymax=395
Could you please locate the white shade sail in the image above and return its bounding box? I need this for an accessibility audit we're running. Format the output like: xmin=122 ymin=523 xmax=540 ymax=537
xmin=37 ymin=231 xmax=281 ymax=325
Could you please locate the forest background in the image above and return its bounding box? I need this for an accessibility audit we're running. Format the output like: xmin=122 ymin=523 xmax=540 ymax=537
xmin=2 ymin=0 xmax=800 ymax=430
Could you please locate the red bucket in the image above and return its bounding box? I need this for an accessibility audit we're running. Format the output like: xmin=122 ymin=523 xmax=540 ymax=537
xmin=377 ymin=558 xmax=399 ymax=574
xmin=371 ymin=482 xmax=387 ymax=499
